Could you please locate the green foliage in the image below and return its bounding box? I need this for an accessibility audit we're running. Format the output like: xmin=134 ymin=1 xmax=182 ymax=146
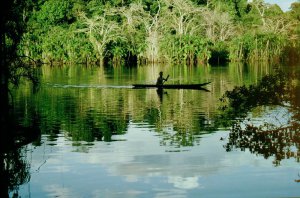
xmin=160 ymin=33 xmax=211 ymax=64
xmin=209 ymin=0 xmax=248 ymax=19
xmin=16 ymin=0 xmax=300 ymax=65
xmin=142 ymin=0 xmax=160 ymax=15
xmin=208 ymin=41 xmax=229 ymax=65
xmin=190 ymin=0 xmax=207 ymax=5
xmin=229 ymin=33 xmax=287 ymax=61
xmin=36 ymin=0 xmax=73 ymax=25
xmin=289 ymin=2 xmax=300 ymax=21
xmin=0 ymin=0 xmax=43 ymax=90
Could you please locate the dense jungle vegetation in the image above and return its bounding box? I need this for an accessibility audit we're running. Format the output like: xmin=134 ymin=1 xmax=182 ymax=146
xmin=15 ymin=0 xmax=300 ymax=65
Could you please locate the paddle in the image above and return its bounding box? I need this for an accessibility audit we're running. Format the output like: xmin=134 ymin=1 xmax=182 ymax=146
xmin=163 ymin=75 xmax=170 ymax=84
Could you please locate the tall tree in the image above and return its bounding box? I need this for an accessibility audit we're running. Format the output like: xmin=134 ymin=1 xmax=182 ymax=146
xmin=201 ymin=9 xmax=236 ymax=42
xmin=290 ymin=2 xmax=300 ymax=21
xmin=77 ymin=11 xmax=124 ymax=65
xmin=0 ymin=1 xmax=33 ymax=197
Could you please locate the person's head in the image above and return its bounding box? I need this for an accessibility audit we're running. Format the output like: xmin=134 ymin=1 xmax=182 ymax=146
xmin=159 ymin=71 xmax=163 ymax=76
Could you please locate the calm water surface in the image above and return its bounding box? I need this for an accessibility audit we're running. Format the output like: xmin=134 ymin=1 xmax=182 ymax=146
xmin=10 ymin=63 xmax=300 ymax=197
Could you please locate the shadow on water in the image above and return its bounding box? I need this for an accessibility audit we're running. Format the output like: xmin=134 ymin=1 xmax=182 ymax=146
xmin=151 ymin=88 xmax=216 ymax=148
xmin=0 ymin=110 xmax=42 ymax=197
xmin=0 ymin=60 xmax=42 ymax=197
xmin=218 ymin=70 xmax=300 ymax=167
xmin=156 ymin=86 xmax=209 ymax=103
xmin=156 ymin=88 xmax=167 ymax=103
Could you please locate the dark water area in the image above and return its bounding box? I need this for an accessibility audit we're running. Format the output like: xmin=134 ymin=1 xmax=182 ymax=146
xmin=4 ymin=63 xmax=300 ymax=197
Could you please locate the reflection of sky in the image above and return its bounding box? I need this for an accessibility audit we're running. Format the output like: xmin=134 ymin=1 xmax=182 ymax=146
xmin=17 ymin=122 xmax=300 ymax=198
xmin=168 ymin=176 xmax=200 ymax=189
xmin=244 ymin=106 xmax=293 ymax=129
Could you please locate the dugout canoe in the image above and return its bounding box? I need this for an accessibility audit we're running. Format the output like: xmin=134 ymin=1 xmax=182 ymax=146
xmin=132 ymin=82 xmax=211 ymax=90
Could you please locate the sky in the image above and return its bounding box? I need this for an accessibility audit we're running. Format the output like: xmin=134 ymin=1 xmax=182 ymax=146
xmin=264 ymin=0 xmax=297 ymax=11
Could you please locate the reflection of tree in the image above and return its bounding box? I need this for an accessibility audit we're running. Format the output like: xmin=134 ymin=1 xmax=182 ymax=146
xmin=160 ymin=117 xmax=217 ymax=148
xmin=144 ymin=105 xmax=217 ymax=147
xmin=225 ymin=122 xmax=300 ymax=166
xmin=220 ymin=70 xmax=300 ymax=166
xmin=18 ymin=87 xmax=130 ymax=144
xmin=84 ymin=111 xmax=129 ymax=142
xmin=218 ymin=70 xmax=296 ymax=126
xmin=1 ymin=149 xmax=30 ymax=197
xmin=56 ymin=108 xmax=129 ymax=143
xmin=0 ymin=115 xmax=41 ymax=197
xmin=144 ymin=107 xmax=161 ymax=125
xmin=44 ymin=110 xmax=129 ymax=143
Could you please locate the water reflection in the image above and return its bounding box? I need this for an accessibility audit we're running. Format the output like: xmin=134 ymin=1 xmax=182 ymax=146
xmin=10 ymin=63 xmax=278 ymax=148
xmin=225 ymin=120 xmax=300 ymax=166
xmin=15 ymin=129 xmax=230 ymax=197
xmin=156 ymin=88 xmax=166 ymax=103
xmin=1 ymin=149 xmax=30 ymax=198
xmin=220 ymin=71 xmax=300 ymax=166
xmin=5 ymin=63 xmax=296 ymax=197
xmin=0 ymin=115 xmax=41 ymax=197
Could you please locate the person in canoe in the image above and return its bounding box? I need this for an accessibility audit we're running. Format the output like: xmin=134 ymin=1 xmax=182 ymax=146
xmin=156 ymin=71 xmax=169 ymax=86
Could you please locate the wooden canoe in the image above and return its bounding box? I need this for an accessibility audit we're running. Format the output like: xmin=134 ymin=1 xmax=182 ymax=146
xmin=132 ymin=82 xmax=211 ymax=90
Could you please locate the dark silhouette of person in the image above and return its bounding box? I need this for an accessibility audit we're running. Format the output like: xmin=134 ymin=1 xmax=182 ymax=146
xmin=156 ymin=71 xmax=167 ymax=86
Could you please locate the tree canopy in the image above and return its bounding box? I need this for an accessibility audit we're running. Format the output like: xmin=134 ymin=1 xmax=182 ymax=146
xmin=16 ymin=0 xmax=300 ymax=65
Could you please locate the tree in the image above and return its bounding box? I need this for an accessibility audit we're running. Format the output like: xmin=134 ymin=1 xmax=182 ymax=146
xmin=136 ymin=1 xmax=161 ymax=63
xmin=161 ymin=0 xmax=203 ymax=36
xmin=35 ymin=0 xmax=73 ymax=26
xmin=14 ymin=0 xmax=300 ymax=64
xmin=208 ymin=0 xmax=248 ymax=20
xmin=0 ymin=1 xmax=41 ymax=197
xmin=289 ymin=2 xmax=300 ymax=21
xmin=77 ymin=11 xmax=124 ymax=65
xmin=201 ymin=9 xmax=236 ymax=42
xmin=285 ymin=1 xmax=300 ymax=62
xmin=159 ymin=0 xmax=205 ymax=63
xmin=111 ymin=2 xmax=150 ymax=63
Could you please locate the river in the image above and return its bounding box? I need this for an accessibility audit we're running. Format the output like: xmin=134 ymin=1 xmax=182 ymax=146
xmin=8 ymin=63 xmax=300 ymax=197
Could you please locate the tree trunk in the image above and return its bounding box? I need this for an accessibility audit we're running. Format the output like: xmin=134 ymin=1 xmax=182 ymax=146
xmin=0 ymin=2 xmax=12 ymax=197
